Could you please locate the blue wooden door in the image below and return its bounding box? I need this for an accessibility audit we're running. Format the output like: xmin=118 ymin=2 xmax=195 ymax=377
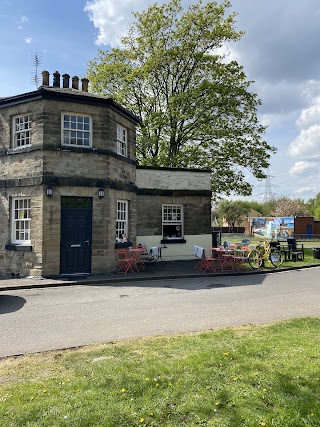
xmin=60 ymin=197 xmax=92 ymax=275
xmin=306 ymin=224 xmax=312 ymax=238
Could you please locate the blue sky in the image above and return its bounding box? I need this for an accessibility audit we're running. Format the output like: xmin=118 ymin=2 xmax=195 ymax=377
xmin=1 ymin=0 xmax=320 ymax=202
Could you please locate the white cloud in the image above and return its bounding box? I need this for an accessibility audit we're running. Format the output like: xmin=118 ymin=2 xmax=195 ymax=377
xmin=300 ymin=80 xmax=320 ymax=102
xmin=289 ymin=161 xmax=317 ymax=175
xmin=288 ymin=124 xmax=320 ymax=157
xmin=217 ymin=42 xmax=240 ymax=63
xmin=19 ymin=16 xmax=29 ymax=24
xmin=293 ymin=186 xmax=318 ymax=197
xmin=84 ymin=0 xmax=196 ymax=46
xmin=288 ymin=81 xmax=320 ymax=159
xmin=24 ymin=36 xmax=32 ymax=44
xmin=288 ymin=159 xmax=320 ymax=199
xmin=84 ymin=0 xmax=141 ymax=46
xmin=296 ymin=98 xmax=320 ymax=129
xmin=17 ymin=15 xmax=29 ymax=29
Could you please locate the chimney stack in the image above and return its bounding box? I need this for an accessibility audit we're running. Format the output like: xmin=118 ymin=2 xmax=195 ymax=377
xmin=53 ymin=71 xmax=61 ymax=87
xmin=81 ymin=78 xmax=89 ymax=92
xmin=62 ymin=74 xmax=70 ymax=88
xmin=72 ymin=76 xmax=79 ymax=90
xmin=42 ymin=70 xmax=50 ymax=86
xmin=41 ymin=71 xmax=89 ymax=91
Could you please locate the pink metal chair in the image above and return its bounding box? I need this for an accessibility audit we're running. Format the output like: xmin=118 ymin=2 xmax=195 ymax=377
xmin=116 ymin=249 xmax=136 ymax=274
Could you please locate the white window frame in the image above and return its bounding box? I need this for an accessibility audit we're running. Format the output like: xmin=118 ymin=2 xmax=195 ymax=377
xmin=116 ymin=200 xmax=129 ymax=241
xmin=61 ymin=112 xmax=92 ymax=147
xmin=11 ymin=198 xmax=31 ymax=244
xmin=116 ymin=124 xmax=127 ymax=157
xmin=162 ymin=204 xmax=184 ymax=239
xmin=12 ymin=114 xmax=32 ymax=148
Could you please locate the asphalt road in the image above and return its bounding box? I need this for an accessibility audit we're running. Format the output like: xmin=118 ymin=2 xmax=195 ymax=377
xmin=1 ymin=267 xmax=320 ymax=358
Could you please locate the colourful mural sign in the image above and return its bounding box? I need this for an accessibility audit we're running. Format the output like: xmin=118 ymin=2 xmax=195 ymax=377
xmin=251 ymin=217 xmax=294 ymax=239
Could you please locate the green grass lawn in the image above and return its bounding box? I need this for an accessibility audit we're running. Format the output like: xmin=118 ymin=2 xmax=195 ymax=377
xmin=220 ymin=236 xmax=320 ymax=270
xmin=279 ymin=247 xmax=320 ymax=268
xmin=1 ymin=318 xmax=320 ymax=426
xmin=241 ymin=247 xmax=320 ymax=271
xmin=229 ymin=246 xmax=320 ymax=271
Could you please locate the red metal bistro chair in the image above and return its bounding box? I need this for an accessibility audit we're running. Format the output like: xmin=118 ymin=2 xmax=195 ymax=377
xmin=116 ymin=249 xmax=136 ymax=274
xmin=128 ymin=247 xmax=146 ymax=271
xmin=195 ymin=247 xmax=219 ymax=273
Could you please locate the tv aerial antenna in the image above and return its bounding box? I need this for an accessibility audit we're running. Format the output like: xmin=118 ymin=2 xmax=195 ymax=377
xmin=30 ymin=52 xmax=43 ymax=88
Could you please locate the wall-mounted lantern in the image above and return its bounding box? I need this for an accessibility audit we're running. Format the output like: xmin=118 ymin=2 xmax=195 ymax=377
xmin=98 ymin=187 xmax=105 ymax=199
xmin=46 ymin=186 xmax=53 ymax=198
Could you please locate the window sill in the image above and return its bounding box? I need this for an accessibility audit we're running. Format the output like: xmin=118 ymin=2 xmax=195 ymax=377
xmin=60 ymin=145 xmax=93 ymax=152
xmin=7 ymin=146 xmax=33 ymax=154
xmin=5 ymin=244 xmax=32 ymax=252
xmin=161 ymin=239 xmax=186 ymax=244
xmin=116 ymin=152 xmax=128 ymax=160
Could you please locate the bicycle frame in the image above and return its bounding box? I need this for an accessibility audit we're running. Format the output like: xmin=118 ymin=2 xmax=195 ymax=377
xmin=256 ymin=241 xmax=271 ymax=262
xmin=248 ymin=240 xmax=283 ymax=269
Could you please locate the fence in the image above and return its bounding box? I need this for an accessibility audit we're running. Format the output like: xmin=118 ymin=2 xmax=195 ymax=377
xmin=292 ymin=234 xmax=320 ymax=241
xmin=213 ymin=227 xmax=245 ymax=234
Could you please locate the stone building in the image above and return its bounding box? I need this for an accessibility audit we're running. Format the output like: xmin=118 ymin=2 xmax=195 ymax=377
xmin=135 ymin=166 xmax=212 ymax=260
xmin=0 ymin=71 xmax=212 ymax=278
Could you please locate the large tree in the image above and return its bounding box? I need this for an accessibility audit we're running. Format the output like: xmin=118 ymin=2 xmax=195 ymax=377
xmin=87 ymin=0 xmax=275 ymax=196
xmin=219 ymin=200 xmax=249 ymax=231
xmin=306 ymin=192 xmax=320 ymax=220
xmin=271 ymin=197 xmax=309 ymax=217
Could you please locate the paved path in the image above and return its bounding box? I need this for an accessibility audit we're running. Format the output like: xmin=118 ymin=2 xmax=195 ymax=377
xmin=1 ymin=267 xmax=320 ymax=358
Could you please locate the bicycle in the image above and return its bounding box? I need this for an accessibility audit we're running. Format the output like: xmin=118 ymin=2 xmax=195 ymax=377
xmin=248 ymin=240 xmax=284 ymax=269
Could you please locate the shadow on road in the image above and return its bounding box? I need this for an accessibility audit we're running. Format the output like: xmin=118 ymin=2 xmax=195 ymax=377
xmin=0 ymin=295 xmax=26 ymax=314
xmin=2 ymin=260 xmax=309 ymax=293
xmin=90 ymin=268 xmax=272 ymax=290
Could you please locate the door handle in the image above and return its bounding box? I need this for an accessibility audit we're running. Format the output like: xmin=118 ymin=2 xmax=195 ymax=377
xmin=84 ymin=240 xmax=90 ymax=245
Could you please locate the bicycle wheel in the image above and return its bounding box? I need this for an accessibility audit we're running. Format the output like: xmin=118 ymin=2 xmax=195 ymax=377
xmin=269 ymin=249 xmax=283 ymax=268
xmin=248 ymin=250 xmax=263 ymax=269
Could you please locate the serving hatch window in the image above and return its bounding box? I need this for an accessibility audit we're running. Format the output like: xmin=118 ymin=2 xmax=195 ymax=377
xmin=162 ymin=204 xmax=183 ymax=239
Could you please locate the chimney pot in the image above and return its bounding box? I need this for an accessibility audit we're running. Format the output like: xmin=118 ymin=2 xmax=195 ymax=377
xmin=53 ymin=71 xmax=61 ymax=88
xmin=42 ymin=70 xmax=50 ymax=86
xmin=81 ymin=78 xmax=89 ymax=92
xmin=72 ymin=76 xmax=79 ymax=90
xmin=62 ymin=74 xmax=70 ymax=88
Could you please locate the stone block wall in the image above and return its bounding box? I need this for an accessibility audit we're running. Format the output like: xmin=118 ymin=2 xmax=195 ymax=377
xmin=41 ymin=99 xmax=136 ymax=184
xmin=0 ymin=187 xmax=43 ymax=278
xmin=40 ymin=185 xmax=137 ymax=277
xmin=136 ymin=167 xmax=212 ymax=238
xmin=0 ymin=151 xmax=43 ymax=181
xmin=0 ymin=100 xmax=44 ymax=151
xmin=43 ymin=151 xmax=136 ymax=185
xmin=136 ymin=194 xmax=211 ymax=237
xmin=184 ymin=197 xmax=212 ymax=235
xmin=136 ymin=167 xmax=211 ymax=190
xmin=0 ymin=97 xmax=137 ymax=183
xmin=42 ymin=99 xmax=136 ymax=158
